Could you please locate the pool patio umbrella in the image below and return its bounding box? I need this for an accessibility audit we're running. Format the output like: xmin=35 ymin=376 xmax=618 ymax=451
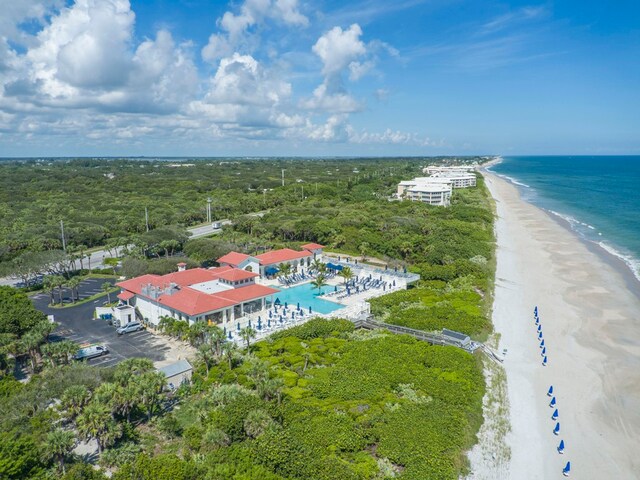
xmin=309 ymin=306 xmax=312 ymax=313
xmin=297 ymin=302 xmax=300 ymax=309
xmin=237 ymin=322 xmax=241 ymax=331
xmin=275 ymin=297 xmax=281 ymax=305
xmin=248 ymin=319 xmax=252 ymax=328
xmin=228 ymin=331 xmax=232 ymax=340
xmin=267 ymin=318 xmax=271 ymax=328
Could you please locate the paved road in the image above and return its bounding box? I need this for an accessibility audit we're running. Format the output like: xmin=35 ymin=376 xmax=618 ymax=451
xmin=1 ymin=221 xmax=228 ymax=287
xmin=32 ymin=279 xmax=175 ymax=368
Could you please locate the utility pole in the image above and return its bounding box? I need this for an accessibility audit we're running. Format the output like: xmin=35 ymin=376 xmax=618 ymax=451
xmin=60 ymin=220 xmax=66 ymax=252
xmin=145 ymin=207 xmax=149 ymax=232
xmin=263 ymin=189 xmax=266 ymax=205
xmin=207 ymin=197 xmax=212 ymax=223
xmin=281 ymin=169 xmax=285 ymax=187
xmin=301 ymin=185 xmax=304 ymax=200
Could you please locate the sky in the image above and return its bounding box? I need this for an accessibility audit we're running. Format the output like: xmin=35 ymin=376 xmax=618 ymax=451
xmin=0 ymin=0 xmax=638 ymax=157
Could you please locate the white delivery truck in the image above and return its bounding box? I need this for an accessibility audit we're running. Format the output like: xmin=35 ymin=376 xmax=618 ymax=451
xmin=74 ymin=344 xmax=109 ymax=360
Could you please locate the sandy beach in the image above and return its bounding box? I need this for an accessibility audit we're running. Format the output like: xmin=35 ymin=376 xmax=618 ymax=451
xmin=470 ymin=171 xmax=640 ymax=479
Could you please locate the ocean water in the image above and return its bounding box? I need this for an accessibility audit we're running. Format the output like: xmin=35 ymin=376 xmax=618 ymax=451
xmin=489 ymin=156 xmax=640 ymax=282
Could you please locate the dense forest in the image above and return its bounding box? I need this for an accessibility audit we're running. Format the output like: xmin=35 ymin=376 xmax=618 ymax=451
xmin=0 ymin=156 xmax=495 ymax=479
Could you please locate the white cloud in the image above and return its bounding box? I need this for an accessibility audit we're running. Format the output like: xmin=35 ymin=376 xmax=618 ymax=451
xmin=201 ymin=0 xmax=307 ymax=63
xmin=0 ymin=0 xmax=416 ymax=152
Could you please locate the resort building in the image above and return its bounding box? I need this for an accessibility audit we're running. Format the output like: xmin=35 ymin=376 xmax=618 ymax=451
xmin=116 ymin=265 xmax=280 ymax=328
xmin=218 ymin=244 xmax=325 ymax=277
xmin=423 ymin=165 xmax=475 ymax=175
xmin=405 ymin=183 xmax=452 ymax=206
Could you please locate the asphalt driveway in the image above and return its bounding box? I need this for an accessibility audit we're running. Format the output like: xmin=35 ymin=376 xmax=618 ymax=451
xmin=31 ymin=279 xmax=184 ymax=369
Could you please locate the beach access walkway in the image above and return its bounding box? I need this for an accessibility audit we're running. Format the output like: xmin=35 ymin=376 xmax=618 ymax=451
xmin=352 ymin=317 xmax=503 ymax=362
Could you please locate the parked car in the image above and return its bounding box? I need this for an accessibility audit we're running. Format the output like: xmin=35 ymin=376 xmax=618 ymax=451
xmin=74 ymin=344 xmax=108 ymax=360
xmin=116 ymin=321 xmax=144 ymax=335
xmin=212 ymin=221 xmax=222 ymax=229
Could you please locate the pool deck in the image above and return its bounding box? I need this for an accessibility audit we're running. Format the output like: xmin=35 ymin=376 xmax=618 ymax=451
xmin=227 ymin=267 xmax=409 ymax=345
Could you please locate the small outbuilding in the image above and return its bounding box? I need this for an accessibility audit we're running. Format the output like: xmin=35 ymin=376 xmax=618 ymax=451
xmin=441 ymin=328 xmax=471 ymax=347
xmin=157 ymin=359 xmax=193 ymax=390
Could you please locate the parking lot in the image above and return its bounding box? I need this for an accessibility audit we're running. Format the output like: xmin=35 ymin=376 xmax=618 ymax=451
xmin=31 ymin=279 xmax=194 ymax=369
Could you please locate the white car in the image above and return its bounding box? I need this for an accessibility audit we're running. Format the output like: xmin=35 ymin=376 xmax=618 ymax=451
xmin=74 ymin=345 xmax=109 ymax=360
xmin=116 ymin=321 xmax=144 ymax=335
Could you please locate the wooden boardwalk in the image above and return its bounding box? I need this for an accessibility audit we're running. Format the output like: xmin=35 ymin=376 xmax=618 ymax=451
xmin=352 ymin=317 xmax=504 ymax=363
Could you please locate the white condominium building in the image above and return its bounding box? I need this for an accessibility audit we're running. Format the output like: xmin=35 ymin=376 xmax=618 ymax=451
xmin=397 ymin=180 xmax=452 ymax=206
xmin=423 ymin=165 xmax=475 ymax=175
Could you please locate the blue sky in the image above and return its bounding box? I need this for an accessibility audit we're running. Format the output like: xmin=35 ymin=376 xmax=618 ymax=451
xmin=0 ymin=0 xmax=638 ymax=156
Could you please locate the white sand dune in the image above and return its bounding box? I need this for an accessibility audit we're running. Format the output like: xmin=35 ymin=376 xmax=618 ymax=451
xmin=468 ymin=171 xmax=640 ymax=479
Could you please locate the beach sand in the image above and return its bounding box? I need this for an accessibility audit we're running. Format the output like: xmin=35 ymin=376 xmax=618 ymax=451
xmin=469 ymin=171 xmax=640 ymax=479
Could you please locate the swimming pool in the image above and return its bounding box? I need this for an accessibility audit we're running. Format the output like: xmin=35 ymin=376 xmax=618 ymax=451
xmin=272 ymin=283 xmax=343 ymax=314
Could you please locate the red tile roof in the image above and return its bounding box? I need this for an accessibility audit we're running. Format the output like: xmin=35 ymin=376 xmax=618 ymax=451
xmin=255 ymin=248 xmax=311 ymax=265
xmin=117 ymin=267 xmax=278 ymax=316
xmin=158 ymin=288 xmax=236 ymax=316
xmin=214 ymin=269 xmax=259 ymax=282
xmin=217 ymin=252 xmax=251 ymax=266
xmin=117 ymin=291 xmax=135 ymax=301
xmin=162 ymin=268 xmax=219 ymax=286
xmin=301 ymin=243 xmax=325 ymax=250
xmin=215 ymin=284 xmax=279 ymax=303
xmin=117 ymin=274 xmax=163 ymax=294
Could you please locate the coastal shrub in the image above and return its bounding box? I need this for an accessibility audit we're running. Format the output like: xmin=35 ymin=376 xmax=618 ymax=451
xmin=268 ymin=318 xmax=354 ymax=341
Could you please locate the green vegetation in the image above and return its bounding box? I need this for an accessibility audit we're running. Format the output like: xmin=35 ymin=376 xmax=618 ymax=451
xmin=0 ymin=157 xmax=495 ymax=479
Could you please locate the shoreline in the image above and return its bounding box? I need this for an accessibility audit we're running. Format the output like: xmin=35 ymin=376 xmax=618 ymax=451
xmin=468 ymin=169 xmax=640 ymax=479
xmin=482 ymin=157 xmax=640 ymax=299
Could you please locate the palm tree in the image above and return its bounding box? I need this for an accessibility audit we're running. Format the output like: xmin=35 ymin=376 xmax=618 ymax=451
xmin=43 ymin=276 xmax=56 ymax=305
xmin=93 ymin=383 xmax=121 ymax=417
xmin=61 ymin=385 xmax=90 ymax=419
xmin=277 ymin=262 xmax=292 ymax=278
xmin=113 ymin=357 xmax=154 ymax=385
xmin=222 ymin=341 xmax=238 ymax=370
xmin=20 ymin=330 xmax=43 ymax=372
xmin=239 ymin=326 xmax=257 ymax=350
xmin=188 ymin=321 xmax=207 ymax=347
xmin=42 ymin=429 xmax=76 ymax=474
xmin=206 ymin=325 xmax=226 ymax=357
xmin=311 ymin=258 xmax=326 ymax=273
xmin=358 ymin=242 xmax=370 ymax=261
xmin=117 ymin=382 xmax=140 ymax=423
xmin=133 ymin=371 xmax=166 ymax=421
xmin=76 ymin=401 xmax=114 ymax=453
xmin=243 ymin=409 xmax=275 ymax=438
xmin=338 ymin=266 xmax=353 ymax=285
xmin=102 ymin=282 xmax=113 ymax=304
xmin=53 ymin=275 xmax=66 ymax=305
xmin=197 ymin=344 xmax=215 ymax=376
xmin=310 ymin=273 xmax=328 ymax=294
xmin=67 ymin=277 xmax=81 ymax=303
xmin=75 ymin=244 xmax=88 ymax=271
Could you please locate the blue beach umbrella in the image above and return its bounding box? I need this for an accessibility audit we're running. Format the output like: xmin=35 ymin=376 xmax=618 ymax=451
xmin=553 ymin=422 xmax=560 ymax=435
xmin=542 ymin=356 xmax=547 ymax=366
xmin=548 ymin=385 xmax=554 ymax=396
xmin=557 ymin=440 xmax=565 ymax=454
xmin=562 ymin=461 xmax=571 ymax=476
xmin=540 ymin=339 xmax=545 ymax=348
xmin=541 ymin=347 xmax=546 ymax=356
xmin=535 ymin=317 xmax=540 ymax=325
xmin=534 ymin=306 xmax=538 ymax=315
xmin=537 ymin=324 xmax=542 ymax=332
xmin=552 ymin=409 xmax=558 ymax=421
xmin=550 ymin=396 xmax=556 ymax=408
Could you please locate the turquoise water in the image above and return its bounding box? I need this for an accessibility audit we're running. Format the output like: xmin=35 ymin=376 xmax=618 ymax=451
xmin=272 ymin=283 xmax=343 ymax=314
xmin=490 ymin=156 xmax=640 ymax=281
